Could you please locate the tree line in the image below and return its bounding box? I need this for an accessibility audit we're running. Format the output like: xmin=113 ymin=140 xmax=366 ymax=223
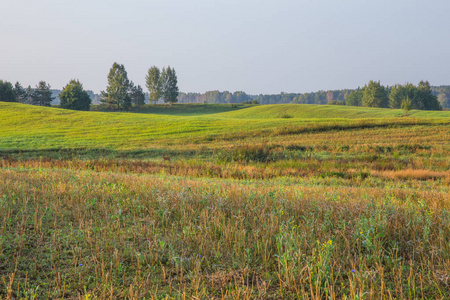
xmin=178 ymin=91 xmax=254 ymax=104
xmin=99 ymin=63 xmax=179 ymax=110
xmin=256 ymin=90 xmax=353 ymax=105
xmin=345 ymin=80 xmax=441 ymax=110
xmin=0 ymin=80 xmax=56 ymax=106
xmin=1 ymin=74 xmax=448 ymax=110
xmin=0 ymin=62 xmax=179 ymax=111
xmin=432 ymin=85 xmax=450 ymax=109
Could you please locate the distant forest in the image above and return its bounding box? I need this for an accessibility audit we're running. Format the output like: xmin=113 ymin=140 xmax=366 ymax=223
xmin=178 ymin=85 xmax=450 ymax=109
xmin=42 ymin=85 xmax=449 ymax=109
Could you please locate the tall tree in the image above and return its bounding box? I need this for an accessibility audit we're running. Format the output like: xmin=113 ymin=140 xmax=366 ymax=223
xmin=100 ymin=62 xmax=131 ymax=110
xmin=13 ymin=82 xmax=27 ymax=103
xmin=25 ymin=85 xmax=33 ymax=104
xmin=389 ymin=81 xmax=442 ymax=111
xmin=233 ymin=91 xmax=250 ymax=103
xmin=129 ymin=82 xmax=146 ymax=107
xmin=0 ymin=80 xmax=17 ymax=102
xmin=362 ymin=80 xmax=388 ymax=108
xmin=417 ymin=81 xmax=441 ymax=111
xmin=146 ymin=66 xmax=161 ymax=105
xmin=389 ymin=83 xmax=416 ymax=109
xmin=59 ymin=79 xmax=92 ymax=111
xmin=32 ymin=81 xmax=54 ymax=106
xmin=346 ymin=89 xmax=363 ymax=106
xmin=160 ymin=66 xmax=179 ymax=106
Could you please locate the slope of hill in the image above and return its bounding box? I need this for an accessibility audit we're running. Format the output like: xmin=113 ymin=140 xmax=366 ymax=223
xmin=214 ymin=104 xmax=450 ymax=119
xmin=1 ymin=102 xmax=449 ymax=152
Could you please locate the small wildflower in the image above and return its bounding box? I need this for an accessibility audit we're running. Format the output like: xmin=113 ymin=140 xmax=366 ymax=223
xmin=351 ymin=269 xmax=355 ymax=273
xmin=79 ymin=263 xmax=83 ymax=267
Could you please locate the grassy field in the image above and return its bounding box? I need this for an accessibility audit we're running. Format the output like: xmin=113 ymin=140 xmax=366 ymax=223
xmin=0 ymin=102 xmax=449 ymax=299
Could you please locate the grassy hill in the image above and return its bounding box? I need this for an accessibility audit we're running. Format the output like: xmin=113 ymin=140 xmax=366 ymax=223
xmin=216 ymin=104 xmax=450 ymax=119
xmin=95 ymin=103 xmax=450 ymax=118
xmin=1 ymin=102 xmax=449 ymax=153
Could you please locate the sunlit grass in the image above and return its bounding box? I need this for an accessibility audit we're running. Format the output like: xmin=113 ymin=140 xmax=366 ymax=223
xmin=1 ymin=102 xmax=449 ymax=151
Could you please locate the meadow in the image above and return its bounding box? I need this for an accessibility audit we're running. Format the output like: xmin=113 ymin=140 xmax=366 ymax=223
xmin=0 ymin=102 xmax=449 ymax=299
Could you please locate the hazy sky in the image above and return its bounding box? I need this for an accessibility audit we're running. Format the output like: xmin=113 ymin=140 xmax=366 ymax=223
xmin=1 ymin=0 xmax=449 ymax=94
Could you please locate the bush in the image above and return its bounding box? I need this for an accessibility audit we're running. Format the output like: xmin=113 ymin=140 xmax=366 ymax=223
xmin=278 ymin=113 xmax=293 ymax=118
xmin=218 ymin=144 xmax=276 ymax=163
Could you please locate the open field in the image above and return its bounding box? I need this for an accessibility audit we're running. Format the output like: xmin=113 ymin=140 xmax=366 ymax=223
xmin=1 ymin=102 xmax=449 ymax=152
xmin=0 ymin=103 xmax=449 ymax=299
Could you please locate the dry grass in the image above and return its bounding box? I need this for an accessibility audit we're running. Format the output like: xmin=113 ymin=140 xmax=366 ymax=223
xmin=373 ymin=169 xmax=450 ymax=181
xmin=0 ymin=167 xmax=449 ymax=299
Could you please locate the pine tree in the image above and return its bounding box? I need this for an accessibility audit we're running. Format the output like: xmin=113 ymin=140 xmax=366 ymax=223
xmin=31 ymin=81 xmax=54 ymax=106
xmin=129 ymin=82 xmax=146 ymax=107
xmin=13 ymin=82 xmax=27 ymax=103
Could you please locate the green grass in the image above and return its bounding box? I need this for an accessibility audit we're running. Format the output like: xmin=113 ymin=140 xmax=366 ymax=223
xmin=1 ymin=102 xmax=449 ymax=152
xmin=93 ymin=103 xmax=450 ymax=119
xmin=92 ymin=103 xmax=254 ymax=116
xmin=215 ymin=104 xmax=450 ymax=119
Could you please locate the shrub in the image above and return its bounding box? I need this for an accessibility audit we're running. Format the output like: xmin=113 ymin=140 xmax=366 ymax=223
xmin=278 ymin=113 xmax=293 ymax=118
xmin=218 ymin=144 xmax=275 ymax=163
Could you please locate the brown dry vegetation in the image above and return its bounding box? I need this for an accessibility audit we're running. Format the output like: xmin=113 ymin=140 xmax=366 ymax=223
xmin=0 ymin=168 xmax=449 ymax=299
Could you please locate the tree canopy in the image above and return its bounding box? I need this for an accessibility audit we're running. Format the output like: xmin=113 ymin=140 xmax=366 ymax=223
xmin=59 ymin=79 xmax=92 ymax=111
xmin=0 ymin=80 xmax=17 ymax=102
xmin=100 ymin=62 xmax=131 ymax=110
xmin=32 ymin=81 xmax=54 ymax=106
xmin=345 ymin=89 xmax=363 ymax=106
xmin=160 ymin=66 xmax=179 ymax=106
xmin=14 ymin=82 xmax=27 ymax=103
xmin=362 ymin=81 xmax=389 ymax=108
xmin=129 ymin=82 xmax=146 ymax=107
xmin=146 ymin=66 xmax=161 ymax=105
xmin=417 ymin=81 xmax=441 ymax=110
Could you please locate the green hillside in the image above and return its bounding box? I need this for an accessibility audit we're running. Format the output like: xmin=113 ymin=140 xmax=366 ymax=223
xmin=215 ymin=104 xmax=450 ymax=119
xmin=1 ymin=102 xmax=449 ymax=151
xmin=98 ymin=103 xmax=450 ymax=118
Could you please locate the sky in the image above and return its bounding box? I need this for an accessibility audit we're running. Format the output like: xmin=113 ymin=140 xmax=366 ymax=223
xmin=1 ymin=0 xmax=450 ymax=94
